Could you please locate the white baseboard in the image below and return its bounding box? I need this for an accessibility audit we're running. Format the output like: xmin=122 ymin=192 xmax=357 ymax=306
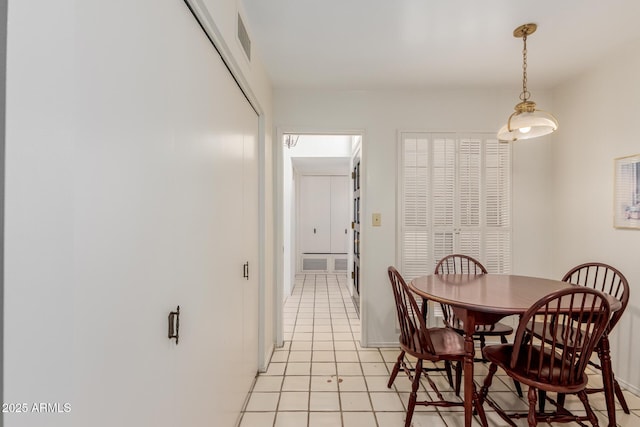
xmin=259 ymin=343 xmax=275 ymax=373
xmin=363 ymin=341 xmax=400 ymax=348
xmin=617 ymin=377 xmax=640 ymax=396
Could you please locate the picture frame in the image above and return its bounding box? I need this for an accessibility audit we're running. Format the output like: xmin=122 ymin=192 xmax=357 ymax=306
xmin=614 ymin=154 xmax=640 ymax=229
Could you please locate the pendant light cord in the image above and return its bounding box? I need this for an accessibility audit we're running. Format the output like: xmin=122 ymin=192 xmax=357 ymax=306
xmin=520 ymin=32 xmax=530 ymax=102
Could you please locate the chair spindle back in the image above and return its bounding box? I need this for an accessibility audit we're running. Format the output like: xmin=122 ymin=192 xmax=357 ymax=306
xmin=434 ymin=254 xmax=488 ymax=275
xmin=388 ymin=267 xmax=435 ymax=355
xmin=434 ymin=254 xmax=487 ymax=327
xmin=562 ymin=262 xmax=629 ymax=330
xmin=512 ymin=287 xmax=611 ymax=387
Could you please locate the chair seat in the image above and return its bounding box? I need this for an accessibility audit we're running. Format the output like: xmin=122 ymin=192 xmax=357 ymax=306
xmin=449 ymin=318 xmax=514 ymax=337
xmin=528 ymin=321 xmax=601 ymax=350
xmin=404 ymin=327 xmax=466 ymax=360
xmin=429 ymin=327 xmax=466 ymax=357
xmin=483 ymin=344 xmax=588 ymax=393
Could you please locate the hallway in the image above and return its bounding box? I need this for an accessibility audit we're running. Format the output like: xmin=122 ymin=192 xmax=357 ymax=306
xmin=239 ymin=274 xmax=640 ymax=426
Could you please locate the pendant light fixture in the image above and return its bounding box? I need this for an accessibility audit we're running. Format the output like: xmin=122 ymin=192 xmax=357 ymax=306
xmin=497 ymin=23 xmax=558 ymax=142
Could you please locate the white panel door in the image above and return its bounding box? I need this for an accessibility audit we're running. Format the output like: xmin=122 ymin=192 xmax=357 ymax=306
xmin=299 ymin=176 xmax=331 ymax=253
xmin=242 ymin=116 xmax=260 ymax=400
xmin=164 ymin=15 xmax=259 ymax=427
xmin=330 ymin=176 xmax=350 ymax=253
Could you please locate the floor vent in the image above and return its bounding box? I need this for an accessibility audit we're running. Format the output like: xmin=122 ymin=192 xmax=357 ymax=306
xmin=303 ymin=258 xmax=327 ymax=271
xmin=334 ymin=258 xmax=348 ymax=271
xmin=237 ymin=14 xmax=251 ymax=61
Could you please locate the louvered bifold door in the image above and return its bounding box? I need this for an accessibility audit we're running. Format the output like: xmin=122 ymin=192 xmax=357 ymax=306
xmin=457 ymin=137 xmax=483 ymax=261
xmin=399 ymin=132 xmax=512 ymax=325
xmin=484 ymin=137 xmax=511 ymax=273
xmin=401 ymin=135 xmax=430 ymax=280
xmin=431 ymin=136 xmax=456 ymax=267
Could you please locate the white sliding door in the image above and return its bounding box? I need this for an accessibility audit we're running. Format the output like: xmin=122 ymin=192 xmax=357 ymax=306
xmin=299 ymin=176 xmax=332 ymax=253
xmin=298 ymin=174 xmax=350 ymax=272
xmin=4 ymin=1 xmax=260 ymax=426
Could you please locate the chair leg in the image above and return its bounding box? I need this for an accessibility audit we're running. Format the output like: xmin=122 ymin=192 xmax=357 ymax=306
xmin=472 ymin=382 xmax=489 ymax=427
xmin=444 ymin=360 xmax=454 ymax=389
xmin=538 ymin=390 xmax=546 ymax=413
xmin=388 ymin=350 xmax=405 ymax=388
xmin=513 ymin=379 xmax=524 ymax=398
xmin=614 ymin=378 xmax=630 ymax=414
xmin=556 ymin=393 xmax=566 ymax=409
xmin=527 ymin=387 xmax=538 ymax=427
xmin=597 ymin=337 xmax=618 ymax=427
xmin=479 ymin=362 xmax=498 ymax=404
xmin=577 ymin=390 xmax=599 ymax=427
xmin=455 ymin=360 xmax=462 ymax=397
xmin=405 ymin=359 xmax=422 ymax=427
xmin=499 ymin=335 xmax=523 ymax=397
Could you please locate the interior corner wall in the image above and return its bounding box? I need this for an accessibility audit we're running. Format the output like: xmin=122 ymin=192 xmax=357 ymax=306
xmin=274 ymin=88 xmax=556 ymax=346
xmin=551 ymin=37 xmax=640 ymax=393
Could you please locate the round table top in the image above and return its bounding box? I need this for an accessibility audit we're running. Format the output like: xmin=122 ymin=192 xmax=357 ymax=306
xmin=409 ymin=274 xmax=620 ymax=315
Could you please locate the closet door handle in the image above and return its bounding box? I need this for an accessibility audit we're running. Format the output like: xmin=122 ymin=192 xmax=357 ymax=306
xmin=243 ymin=262 xmax=249 ymax=280
xmin=168 ymin=306 xmax=180 ymax=345
xmin=313 ymin=228 xmax=316 ymax=234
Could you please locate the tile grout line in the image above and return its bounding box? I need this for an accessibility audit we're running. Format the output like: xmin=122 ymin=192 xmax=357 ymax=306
xmin=272 ymin=274 xmax=300 ymax=427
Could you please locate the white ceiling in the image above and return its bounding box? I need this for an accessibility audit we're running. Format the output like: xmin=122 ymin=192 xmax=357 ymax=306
xmin=241 ymin=0 xmax=640 ymax=90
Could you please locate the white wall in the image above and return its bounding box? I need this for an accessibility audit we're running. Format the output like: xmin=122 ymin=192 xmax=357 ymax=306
xmin=274 ymin=88 xmax=555 ymax=346
xmin=4 ymin=0 xmax=274 ymax=426
xmin=552 ymin=37 xmax=640 ymax=393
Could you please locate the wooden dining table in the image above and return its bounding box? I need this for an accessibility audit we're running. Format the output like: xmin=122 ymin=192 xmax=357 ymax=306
xmin=409 ymin=273 xmax=621 ymax=427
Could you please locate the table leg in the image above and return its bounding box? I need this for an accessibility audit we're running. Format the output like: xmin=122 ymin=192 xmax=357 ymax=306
xmin=597 ymin=334 xmax=617 ymax=427
xmin=463 ymin=311 xmax=477 ymax=427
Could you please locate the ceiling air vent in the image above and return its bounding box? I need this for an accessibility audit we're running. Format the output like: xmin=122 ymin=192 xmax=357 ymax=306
xmin=237 ymin=13 xmax=251 ymax=61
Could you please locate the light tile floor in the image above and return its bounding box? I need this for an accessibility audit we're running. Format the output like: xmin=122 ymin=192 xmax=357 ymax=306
xmin=239 ymin=274 xmax=640 ymax=426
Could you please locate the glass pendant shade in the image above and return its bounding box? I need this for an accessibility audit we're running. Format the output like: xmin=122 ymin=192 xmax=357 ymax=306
xmin=497 ymin=108 xmax=558 ymax=141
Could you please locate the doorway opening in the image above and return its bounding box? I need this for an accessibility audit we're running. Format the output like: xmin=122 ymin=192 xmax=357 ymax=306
xmin=277 ymin=132 xmax=362 ymax=346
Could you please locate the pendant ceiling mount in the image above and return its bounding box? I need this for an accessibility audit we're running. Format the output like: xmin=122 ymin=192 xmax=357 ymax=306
xmin=513 ymin=23 xmax=537 ymax=38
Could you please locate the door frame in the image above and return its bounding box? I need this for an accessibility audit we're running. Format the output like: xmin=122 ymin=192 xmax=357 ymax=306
xmin=350 ymin=142 xmax=361 ymax=303
xmin=0 ymin=0 xmax=7 ymax=416
xmin=275 ymin=129 xmax=365 ymax=348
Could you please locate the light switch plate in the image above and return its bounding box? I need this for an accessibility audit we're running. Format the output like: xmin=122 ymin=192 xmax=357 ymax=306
xmin=372 ymin=213 xmax=381 ymax=226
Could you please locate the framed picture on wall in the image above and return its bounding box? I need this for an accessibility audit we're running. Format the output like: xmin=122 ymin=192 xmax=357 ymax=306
xmin=614 ymin=154 xmax=640 ymax=229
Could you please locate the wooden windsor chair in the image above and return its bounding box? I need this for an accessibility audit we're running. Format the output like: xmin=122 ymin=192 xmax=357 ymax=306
xmin=434 ymin=254 xmax=523 ymax=397
xmin=531 ymin=262 xmax=630 ymax=416
xmin=387 ymin=266 xmax=487 ymax=427
xmin=479 ymin=287 xmax=611 ymax=427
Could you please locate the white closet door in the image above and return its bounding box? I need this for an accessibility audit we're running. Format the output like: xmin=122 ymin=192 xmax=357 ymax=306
xmin=242 ymin=118 xmax=260 ymax=395
xmin=299 ymin=176 xmax=331 ymax=253
xmin=330 ymin=176 xmax=350 ymax=253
